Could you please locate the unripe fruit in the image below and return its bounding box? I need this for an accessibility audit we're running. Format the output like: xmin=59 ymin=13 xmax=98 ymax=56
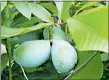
xmin=13 ymin=40 xmax=51 ymax=67
xmin=51 ymin=40 xmax=77 ymax=73
xmin=51 ymin=26 xmax=66 ymax=40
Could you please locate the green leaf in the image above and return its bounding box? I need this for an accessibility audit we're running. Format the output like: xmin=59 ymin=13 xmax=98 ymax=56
xmin=27 ymin=71 xmax=59 ymax=80
xmin=43 ymin=27 xmax=50 ymax=40
xmin=1 ymin=23 xmax=53 ymax=39
xmin=1 ymin=54 xmax=9 ymax=72
xmin=41 ymin=2 xmax=71 ymax=21
xmin=41 ymin=3 xmax=58 ymax=15
xmin=18 ymin=31 xmax=39 ymax=43
xmin=70 ymin=51 xmax=103 ymax=79
xmin=1 ymin=1 xmax=7 ymax=12
xmin=100 ymin=53 xmax=109 ymax=61
xmin=30 ymin=3 xmax=53 ymax=23
xmin=2 ymin=12 xmax=18 ymax=27
xmin=6 ymin=31 xmax=39 ymax=48
xmin=14 ymin=2 xmax=31 ymax=19
xmin=11 ymin=16 xmax=41 ymax=28
xmin=61 ymin=2 xmax=72 ymax=21
xmin=67 ymin=7 xmax=108 ymax=53
xmin=75 ymin=2 xmax=99 ymax=15
xmin=26 ymin=62 xmax=64 ymax=80
xmin=24 ymin=67 xmax=38 ymax=73
xmin=1 ymin=3 xmax=18 ymax=27
xmin=67 ymin=18 xmax=108 ymax=53
xmin=12 ymin=62 xmax=65 ymax=80
xmin=54 ymin=0 xmax=63 ymax=19
xmin=74 ymin=6 xmax=108 ymax=39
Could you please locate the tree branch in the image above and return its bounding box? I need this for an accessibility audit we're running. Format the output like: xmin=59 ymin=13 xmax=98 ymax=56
xmin=7 ymin=39 xmax=12 ymax=80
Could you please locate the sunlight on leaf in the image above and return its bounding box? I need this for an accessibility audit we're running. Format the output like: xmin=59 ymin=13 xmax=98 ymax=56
xmin=14 ymin=2 xmax=31 ymax=19
xmin=74 ymin=6 xmax=108 ymax=40
xmin=67 ymin=6 xmax=108 ymax=53
xmin=75 ymin=2 xmax=99 ymax=15
xmin=30 ymin=3 xmax=53 ymax=23
xmin=67 ymin=18 xmax=108 ymax=53
xmin=1 ymin=44 xmax=7 ymax=55
xmin=1 ymin=1 xmax=7 ymax=12
xmin=54 ymin=0 xmax=63 ymax=19
xmin=61 ymin=2 xmax=72 ymax=21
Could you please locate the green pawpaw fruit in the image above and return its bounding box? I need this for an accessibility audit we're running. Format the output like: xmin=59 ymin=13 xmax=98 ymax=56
xmin=51 ymin=26 xmax=66 ymax=40
xmin=13 ymin=40 xmax=51 ymax=67
xmin=51 ymin=40 xmax=77 ymax=73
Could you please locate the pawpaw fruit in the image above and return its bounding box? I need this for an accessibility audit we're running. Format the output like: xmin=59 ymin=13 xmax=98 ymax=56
xmin=51 ymin=40 xmax=77 ymax=73
xmin=51 ymin=26 xmax=66 ymax=40
xmin=13 ymin=40 xmax=51 ymax=67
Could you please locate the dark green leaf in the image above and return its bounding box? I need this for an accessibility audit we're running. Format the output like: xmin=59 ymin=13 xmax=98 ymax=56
xmin=18 ymin=31 xmax=39 ymax=43
xmin=11 ymin=16 xmax=41 ymax=28
xmin=1 ymin=54 xmax=9 ymax=72
xmin=70 ymin=51 xmax=103 ymax=79
xmin=26 ymin=62 xmax=64 ymax=80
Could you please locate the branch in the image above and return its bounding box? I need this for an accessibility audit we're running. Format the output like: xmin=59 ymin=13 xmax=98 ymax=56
xmin=64 ymin=52 xmax=97 ymax=80
xmin=7 ymin=39 xmax=12 ymax=80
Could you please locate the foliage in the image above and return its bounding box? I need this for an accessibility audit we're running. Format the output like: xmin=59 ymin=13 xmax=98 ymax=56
xmin=1 ymin=1 xmax=108 ymax=80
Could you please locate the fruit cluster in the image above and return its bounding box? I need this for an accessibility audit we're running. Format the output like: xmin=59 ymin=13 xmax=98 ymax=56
xmin=13 ymin=26 xmax=77 ymax=73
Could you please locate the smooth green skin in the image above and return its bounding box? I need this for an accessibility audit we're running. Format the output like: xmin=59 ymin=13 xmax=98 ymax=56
xmin=51 ymin=40 xmax=77 ymax=73
xmin=13 ymin=40 xmax=51 ymax=67
xmin=51 ymin=26 xmax=66 ymax=40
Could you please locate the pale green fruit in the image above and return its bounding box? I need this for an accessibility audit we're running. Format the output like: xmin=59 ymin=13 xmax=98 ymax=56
xmin=13 ymin=40 xmax=51 ymax=67
xmin=51 ymin=26 xmax=66 ymax=40
xmin=51 ymin=40 xmax=77 ymax=73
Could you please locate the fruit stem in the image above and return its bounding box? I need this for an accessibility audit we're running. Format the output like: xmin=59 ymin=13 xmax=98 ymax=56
xmin=65 ymin=25 xmax=68 ymax=35
xmin=64 ymin=52 xmax=97 ymax=80
xmin=7 ymin=39 xmax=12 ymax=80
xmin=49 ymin=40 xmax=53 ymax=43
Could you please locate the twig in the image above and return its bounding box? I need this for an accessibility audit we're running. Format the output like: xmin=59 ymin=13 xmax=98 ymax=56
xmin=65 ymin=25 xmax=68 ymax=35
xmin=64 ymin=52 xmax=97 ymax=80
xmin=20 ymin=65 xmax=29 ymax=80
xmin=7 ymin=39 xmax=12 ymax=80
